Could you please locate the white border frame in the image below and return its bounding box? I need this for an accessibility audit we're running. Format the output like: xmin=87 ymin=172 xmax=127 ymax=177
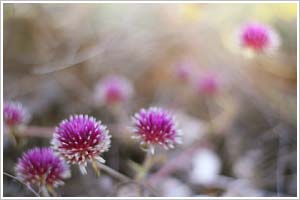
xmin=1 ymin=1 xmax=299 ymax=199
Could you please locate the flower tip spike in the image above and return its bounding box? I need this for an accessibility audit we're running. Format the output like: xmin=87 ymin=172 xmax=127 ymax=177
xmin=149 ymin=145 xmax=155 ymax=155
xmin=79 ymin=164 xmax=87 ymax=175
xmin=95 ymin=156 xmax=106 ymax=164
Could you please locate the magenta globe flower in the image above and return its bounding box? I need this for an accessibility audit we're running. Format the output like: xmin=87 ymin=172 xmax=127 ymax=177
xmin=238 ymin=22 xmax=280 ymax=53
xmin=4 ymin=101 xmax=29 ymax=128
xmin=51 ymin=114 xmax=111 ymax=175
xmin=131 ymin=107 xmax=182 ymax=154
xmin=15 ymin=147 xmax=70 ymax=195
xmin=94 ymin=75 xmax=133 ymax=106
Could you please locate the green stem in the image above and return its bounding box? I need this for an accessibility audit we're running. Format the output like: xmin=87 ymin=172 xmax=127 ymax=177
xmin=97 ymin=163 xmax=131 ymax=182
xmin=135 ymin=150 xmax=153 ymax=181
xmin=9 ymin=127 xmax=21 ymax=146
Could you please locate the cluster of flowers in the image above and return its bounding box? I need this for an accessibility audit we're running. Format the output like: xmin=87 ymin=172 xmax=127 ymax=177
xmin=4 ymin=101 xmax=182 ymax=195
xmin=175 ymin=22 xmax=280 ymax=94
xmin=175 ymin=60 xmax=221 ymax=96
xmin=3 ymin=21 xmax=280 ymax=196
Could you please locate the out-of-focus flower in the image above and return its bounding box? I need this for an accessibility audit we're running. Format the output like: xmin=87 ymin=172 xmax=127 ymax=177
xmin=131 ymin=107 xmax=182 ymax=154
xmin=94 ymin=75 xmax=133 ymax=106
xmin=51 ymin=114 xmax=111 ymax=175
xmin=161 ymin=177 xmax=192 ymax=197
xmin=238 ymin=22 xmax=280 ymax=53
xmin=189 ymin=148 xmax=221 ymax=185
xmin=174 ymin=59 xmax=194 ymax=82
xmin=175 ymin=112 xmax=207 ymax=147
xmin=195 ymin=72 xmax=220 ymax=95
xmin=15 ymin=147 xmax=70 ymax=194
xmin=4 ymin=101 xmax=30 ymax=128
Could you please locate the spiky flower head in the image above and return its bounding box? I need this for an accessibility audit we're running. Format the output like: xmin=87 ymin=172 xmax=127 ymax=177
xmin=196 ymin=72 xmax=219 ymax=95
xmin=238 ymin=22 xmax=280 ymax=53
xmin=4 ymin=101 xmax=30 ymax=128
xmin=51 ymin=114 xmax=111 ymax=175
xmin=15 ymin=147 xmax=70 ymax=192
xmin=131 ymin=107 xmax=182 ymax=154
xmin=94 ymin=75 xmax=133 ymax=106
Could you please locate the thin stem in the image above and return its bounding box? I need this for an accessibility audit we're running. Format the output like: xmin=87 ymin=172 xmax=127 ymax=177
xmin=135 ymin=150 xmax=153 ymax=181
xmin=135 ymin=150 xmax=153 ymax=196
xmin=3 ymin=172 xmax=40 ymax=197
xmin=97 ymin=163 xmax=131 ymax=182
xmin=8 ymin=127 xmax=20 ymax=146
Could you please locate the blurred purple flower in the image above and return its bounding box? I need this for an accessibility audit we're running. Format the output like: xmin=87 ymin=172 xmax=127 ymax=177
xmin=196 ymin=72 xmax=220 ymax=95
xmin=238 ymin=22 xmax=280 ymax=52
xmin=131 ymin=107 xmax=182 ymax=154
xmin=174 ymin=60 xmax=193 ymax=82
xmin=4 ymin=101 xmax=29 ymax=128
xmin=15 ymin=147 xmax=70 ymax=192
xmin=51 ymin=114 xmax=111 ymax=175
xmin=94 ymin=75 xmax=133 ymax=106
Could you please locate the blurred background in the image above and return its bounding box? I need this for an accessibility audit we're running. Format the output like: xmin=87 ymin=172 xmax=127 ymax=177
xmin=3 ymin=3 xmax=298 ymax=197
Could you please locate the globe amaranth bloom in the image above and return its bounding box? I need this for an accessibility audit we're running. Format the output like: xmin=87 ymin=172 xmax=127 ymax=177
xmin=94 ymin=75 xmax=133 ymax=106
xmin=195 ymin=72 xmax=220 ymax=95
xmin=51 ymin=114 xmax=111 ymax=175
xmin=15 ymin=147 xmax=70 ymax=194
xmin=238 ymin=22 xmax=280 ymax=53
xmin=131 ymin=107 xmax=182 ymax=154
xmin=4 ymin=101 xmax=30 ymax=128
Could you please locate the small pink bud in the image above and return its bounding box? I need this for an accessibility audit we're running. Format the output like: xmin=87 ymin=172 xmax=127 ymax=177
xmin=196 ymin=72 xmax=220 ymax=95
xmin=4 ymin=101 xmax=29 ymax=128
xmin=94 ymin=75 xmax=133 ymax=106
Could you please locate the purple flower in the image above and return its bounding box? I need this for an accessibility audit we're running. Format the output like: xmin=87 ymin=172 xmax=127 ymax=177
xmin=238 ymin=22 xmax=280 ymax=52
xmin=4 ymin=101 xmax=29 ymax=128
xmin=94 ymin=75 xmax=133 ymax=106
xmin=131 ymin=107 xmax=182 ymax=154
xmin=195 ymin=72 xmax=220 ymax=95
xmin=15 ymin=147 xmax=70 ymax=191
xmin=51 ymin=114 xmax=111 ymax=174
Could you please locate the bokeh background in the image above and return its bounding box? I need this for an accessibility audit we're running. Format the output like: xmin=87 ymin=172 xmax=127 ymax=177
xmin=3 ymin=3 xmax=298 ymax=197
